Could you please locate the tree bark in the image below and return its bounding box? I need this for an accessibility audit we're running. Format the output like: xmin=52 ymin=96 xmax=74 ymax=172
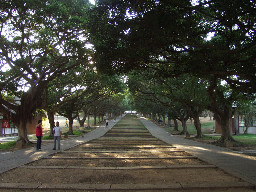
xmin=163 ymin=115 xmax=166 ymax=126
xmin=193 ymin=115 xmax=203 ymax=138
xmin=180 ymin=118 xmax=189 ymax=136
xmin=94 ymin=114 xmax=97 ymax=126
xmin=214 ymin=106 xmax=235 ymax=144
xmin=77 ymin=113 xmax=86 ymax=127
xmin=16 ymin=120 xmax=30 ymax=148
xmin=68 ymin=116 xmax=74 ymax=135
xmin=47 ymin=110 xmax=55 ymax=137
xmin=208 ymin=77 xmax=236 ymax=145
xmin=87 ymin=115 xmax=90 ymax=128
xmin=234 ymin=110 xmax=239 ymax=135
xmin=173 ymin=118 xmax=179 ymax=131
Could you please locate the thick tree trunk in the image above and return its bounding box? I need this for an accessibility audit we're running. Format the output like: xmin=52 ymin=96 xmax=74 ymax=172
xmin=152 ymin=113 xmax=156 ymax=121
xmin=244 ymin=126 xmax=249 ymax=134
xmin=77 ymin=114 xmax=86 ymax=127
xmin=173 ymin=118 xmax=179 ymax=131
xmin=94 ymin=114 xmax=97 ymax=126
xmin=47 ymin=111 xmax=55 ymax=137
xmin=180 ymin=118 xmax=189 ymax=137
xmin=163 ymin=115 xmax=166 ymax=126
xmin=234 ymin=110 xmax=239 ymax=135
xmin=87 ymin=115 xmax=90 ymax=128
xmin=244 ymin=116 xmax=249 ymax=134
xmin=215 ymin=106 xmax=236 ymax=144
xmin=167 ymin=114 xmax=171 ymax=127
xmin=219 ymin=118 xmax=235 ymax=143
xmin=208 ymin=77 xmax=236 ymax=145
xmin=193 ymin=115 xmax=203 ymax=138
xmin=68 ymin=116 xmax=73 ymax=135
xmin=16 ymin=120 xmax=31 ymax=148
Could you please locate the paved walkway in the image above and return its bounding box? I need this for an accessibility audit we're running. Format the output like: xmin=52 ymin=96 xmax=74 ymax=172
xmin=139 ymin=116 xmax=256 ymax=187
xmin=1 ymin=115 xmax=256 ymax=188
xmin=0 ymin=116 xmax=123 ymax=174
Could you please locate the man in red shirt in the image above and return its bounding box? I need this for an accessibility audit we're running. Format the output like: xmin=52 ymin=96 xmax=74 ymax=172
xmin=36 ymin=120 xmax=43 ymax=151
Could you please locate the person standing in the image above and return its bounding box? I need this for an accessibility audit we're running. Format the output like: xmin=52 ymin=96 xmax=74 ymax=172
xmin=36 ymin=120 xmax=43 ymax=151
xmin=53 ymin=121 xmax=62 ymax=150
xmin=105 ymin=119 xmax=109 ymax=127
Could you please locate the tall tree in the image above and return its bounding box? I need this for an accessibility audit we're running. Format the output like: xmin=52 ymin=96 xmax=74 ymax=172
xmin=89 ymin=0 xmax=256 ymax=145
xmin=0 ymin=0 xmax=90 ymax=146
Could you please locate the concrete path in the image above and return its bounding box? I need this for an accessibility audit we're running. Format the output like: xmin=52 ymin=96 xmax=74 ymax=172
xmin=0 ymin=116 xmax=123 ymax=174
xmin=139 ymin=116 xmax=256 ymax=187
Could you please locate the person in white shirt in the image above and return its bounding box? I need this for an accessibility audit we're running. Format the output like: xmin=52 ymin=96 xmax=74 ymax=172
xmin=53 ymin=122 xmax=62 ymax=150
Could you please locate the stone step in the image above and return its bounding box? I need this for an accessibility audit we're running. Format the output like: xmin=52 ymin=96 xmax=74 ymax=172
xmin=45 ymin=156 xmax=197 ymax=160
xmin=0 ymin=182 xmax=253 ymax=191
xmin=61 ymin=150 xmax=185 ymax=153
xmin=21 ymin=164 xmax=217 ymax=170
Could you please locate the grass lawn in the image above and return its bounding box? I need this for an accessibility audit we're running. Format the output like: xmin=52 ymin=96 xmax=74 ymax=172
xmin=0 ymin=141 xmax=16 ymax=150
xmin=202 ymin=134 xmax=256 ymax=146
xmin=167 ymin=120 xmax=256 ymax=147
xmin=171 ymin=121 xmax=215 ymax=135
xmin=233 ymin=134 xmax=256 ymax=145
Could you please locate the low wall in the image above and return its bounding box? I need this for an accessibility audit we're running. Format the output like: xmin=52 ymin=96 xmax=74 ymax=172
xmin=239 ymin=127 xmax=256 ymax=134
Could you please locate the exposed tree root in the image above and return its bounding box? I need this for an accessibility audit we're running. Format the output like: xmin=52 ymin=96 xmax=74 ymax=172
xmin=213 ymin=136 xmax=242 ymax=148
xmin=15 ymin=139 xmax=33 ymax=149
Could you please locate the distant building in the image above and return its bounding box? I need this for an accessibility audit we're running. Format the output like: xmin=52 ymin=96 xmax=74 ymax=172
xmin=124 ymin=111 xmax=137 ymax=114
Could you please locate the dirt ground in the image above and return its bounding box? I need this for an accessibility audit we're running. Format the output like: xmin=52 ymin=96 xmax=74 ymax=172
xmin=0 ymin=115 xmax=255 ymax=191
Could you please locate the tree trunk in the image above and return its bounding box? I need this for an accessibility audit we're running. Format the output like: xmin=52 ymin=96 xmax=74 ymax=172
xmin=152 ymin=113 xmax=156 ymax=121
xmin=244 ymin=126 xmax=249 ymax=134
xmin=47 ymin=110 xmax=55 ymax=137
xmin=180 ymin=118 xmax=189 ymax=136
xmin=219 ymin=118 xmax=234 ymax=142
xmin=208 ymin=77 xmax=236 ymax=145
xmin=167 ymin=114 xmax=171 ymax=127
xmin=234 ymin=110 xmax=239 ymax=135
xmin=244 ymin=115 xmax=249 ymax=134
xmin=167 ymin=118 xmax=171 ymax=127
xmin=77 ymin=113 xmax=86 ymax=127
xmin=173 ymin=118 xmax=179 ymax=131
xmin=215 ymin=106 xmax=235 ymax=144
xmin=163 ymin=115 xmax=166 ymax=126
xmin=68 ymin=116 xmax=73 ymax=135
xmin=16 ymin=120 xmax=31 ymax=148
xmin=87 ymin=115 xmax=90 ymax=128
xmin=193 ymin=115 xmax=203 ymax=138
xmin=94 ymin=114 xmax=97 ymax=126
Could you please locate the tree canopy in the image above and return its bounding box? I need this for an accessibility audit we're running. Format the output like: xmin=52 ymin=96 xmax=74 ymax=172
xmin=1 ymin=0 xmax=255 ymax=146
xmin=89 ymin=0 xmax=256 ymax=144
xmin=0 ymin=0 xmax=92 ymax=145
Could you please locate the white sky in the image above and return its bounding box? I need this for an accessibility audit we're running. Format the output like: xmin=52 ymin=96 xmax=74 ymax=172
xmin=89 ymin=0 xmax=95 ymax=5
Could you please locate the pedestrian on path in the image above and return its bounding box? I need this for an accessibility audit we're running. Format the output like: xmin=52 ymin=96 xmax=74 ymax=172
xmin=65 ymin=119 xmax=68 ymax=127
xmin=53 ymin=121 xmax=62 ymax=150
xmin=36 ymin=120 xmax=43 ymax=151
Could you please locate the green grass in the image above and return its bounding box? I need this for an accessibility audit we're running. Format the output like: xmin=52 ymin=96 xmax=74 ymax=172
xmin=170 ymin=121 xmax=256 ymax=146
xmin=195 ymin=134 xmax=256 ymax=146
xmin=176 ymin=121 xmax=215 ymax=135
xmin=73 ymin=130 xmax=82 ymax=136
xmin=233 ymin=134 xmax=256 ymax=145
xmin=42 ymin=135 xmax=53 ymax=140
xmin=0 ymin=141 xmax=16 ymax=150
